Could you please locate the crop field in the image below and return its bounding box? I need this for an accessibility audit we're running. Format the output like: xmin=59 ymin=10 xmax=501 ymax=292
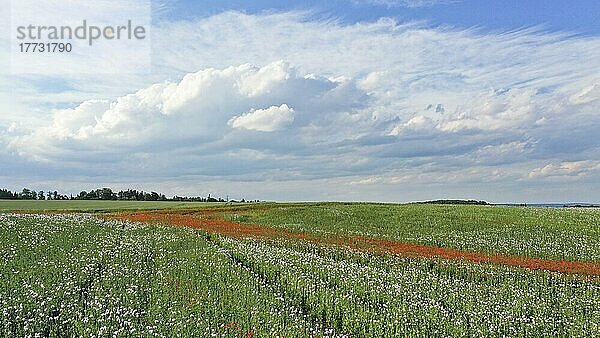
xmin=1 ymin=203 xmax=599 ymax=337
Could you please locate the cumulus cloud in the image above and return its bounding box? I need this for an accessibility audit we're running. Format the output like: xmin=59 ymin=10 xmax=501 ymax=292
xmin=389 ymin=115 xmax=435 ymax=136
xmin=10 ymin=61 xmax=363 ymax=160
xmin=228 ymin=104 xmax=295 ymax=132
xmin=388 ymin=88 xmax=543 ymax=137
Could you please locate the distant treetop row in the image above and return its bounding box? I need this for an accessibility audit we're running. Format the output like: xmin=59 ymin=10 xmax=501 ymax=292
xmin=0 ymin=188 xmax=257 ymax=203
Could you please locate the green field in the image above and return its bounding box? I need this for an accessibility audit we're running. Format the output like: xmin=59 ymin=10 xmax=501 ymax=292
xmin=1 ymin=203 xmax=599 ymax=337
xmin=0 ymin=200 xmax=231 ymax=212
xmin=230 ymin=203 xmax=600 ymax=261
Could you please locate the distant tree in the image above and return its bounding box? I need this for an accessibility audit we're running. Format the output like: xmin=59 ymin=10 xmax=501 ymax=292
xmin=418 ymin=199 xmax=489 ymax=205
xmin=0 ymin=189 xmax=17 ymax=199
xmin=19 ymin=188 xmax=34 ymax=200
xmin=1 ymin=186 xmax=241 ymax=203
xmin=99 ymin=188 xmax=115 ymax=200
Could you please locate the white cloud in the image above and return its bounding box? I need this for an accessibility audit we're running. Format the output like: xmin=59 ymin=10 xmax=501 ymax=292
xmin=352 ymin=0 xmax=456 ymax=8
xmin=349 ymin=176 xmax=383 ymax=185
xmin=438 ymin=89 xmax=537 ymax=132
xmin=471 ymin=141 xmax=531 ymax=165
xmin=10 ymin=61 xmax=362 ymax=160
xmin=389 ymin=115 xmax=435 ymax=135
xmin=389 ymin=87 xmax=543 ymax=136
xmin=569 ymin=83 xmax=600 ymax=105
xmin=52 ymin=100 xmax=111 ymax=139
xmin=228 ymin=104 xmax=295 ymax=132
xmin=528 ymin=161 xmax=600 ymax=179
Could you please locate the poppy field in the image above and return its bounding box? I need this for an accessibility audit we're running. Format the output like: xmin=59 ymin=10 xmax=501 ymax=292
xmin=1 ymin=203 xmax=599 ymax=337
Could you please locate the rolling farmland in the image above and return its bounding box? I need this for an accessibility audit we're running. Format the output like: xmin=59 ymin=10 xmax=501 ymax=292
xmin=1 ymin=202 xmax=599 ymax=336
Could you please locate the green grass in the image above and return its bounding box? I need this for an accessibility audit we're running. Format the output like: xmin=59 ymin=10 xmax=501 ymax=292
xmin=1 ymin=203 xmax=599 ymax=336
xmin=1 ymin=212 xmax=598 ymax=337
xmin=231 ymin=203 xmax=600 ymax=261
xmin=0 ymin=214 xmax=314 ymax=336
xmin=0 ymin=200 xmax=232 ymax=212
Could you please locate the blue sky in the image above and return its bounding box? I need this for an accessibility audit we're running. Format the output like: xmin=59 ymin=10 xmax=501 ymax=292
xmin=164 ymin=0 xmax=600 ymax=34
xmin=0 ymin=0 xmax=599 ymax=203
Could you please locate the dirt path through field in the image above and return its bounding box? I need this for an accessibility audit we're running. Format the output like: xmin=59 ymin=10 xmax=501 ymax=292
xmin=111 ymin=212 xmax=600 ymax=276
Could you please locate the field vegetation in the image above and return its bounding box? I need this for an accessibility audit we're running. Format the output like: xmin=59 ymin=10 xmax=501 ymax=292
xmin=1 ymin=202 xmax=598 ymax=336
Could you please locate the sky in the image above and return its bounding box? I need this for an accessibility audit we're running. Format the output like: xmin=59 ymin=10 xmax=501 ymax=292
xmin=1 ymin=0 xmax=599 ymax=203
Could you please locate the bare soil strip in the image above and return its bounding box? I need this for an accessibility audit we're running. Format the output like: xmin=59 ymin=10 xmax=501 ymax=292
xmin=112 ymin=212 xmax=600 ymax=276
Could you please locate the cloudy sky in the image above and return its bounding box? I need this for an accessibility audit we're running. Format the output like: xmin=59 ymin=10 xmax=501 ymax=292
xmin=1 ymin=0 xmax=599 ymax=203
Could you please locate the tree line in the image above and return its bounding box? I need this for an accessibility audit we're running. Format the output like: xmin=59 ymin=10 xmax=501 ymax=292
xmin=0 ymin=188 xmax=256 ymax=203
xmin=416 ymin=199 xmax=489 ymax=205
